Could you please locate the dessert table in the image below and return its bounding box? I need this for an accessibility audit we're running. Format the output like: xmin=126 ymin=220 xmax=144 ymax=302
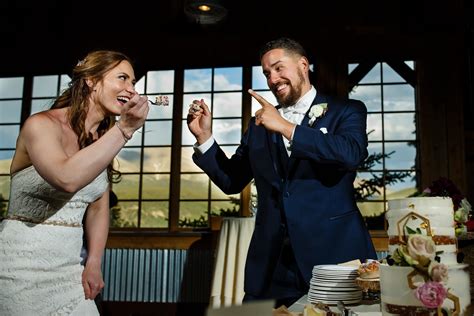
xmin=288 ymin=295 xmax=382 ymax=315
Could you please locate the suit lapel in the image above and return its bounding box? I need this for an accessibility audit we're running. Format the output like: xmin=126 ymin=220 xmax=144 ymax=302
xmin=265 ymin=130 xmax=286 ymax=179
xmin=276 ymin=133 xmax=289 ymax=176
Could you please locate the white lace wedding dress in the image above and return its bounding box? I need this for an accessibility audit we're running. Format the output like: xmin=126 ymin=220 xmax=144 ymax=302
xmin=0 ymin=165 xmax=108 ymax=316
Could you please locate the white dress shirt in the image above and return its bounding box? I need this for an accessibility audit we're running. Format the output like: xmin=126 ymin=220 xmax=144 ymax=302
xmin=278 ymin=86 xmax=317 ymax=155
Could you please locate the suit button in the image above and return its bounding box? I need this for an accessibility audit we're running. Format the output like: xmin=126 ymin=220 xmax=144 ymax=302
xmin=284 ymin=192 xmax=290 ymax=197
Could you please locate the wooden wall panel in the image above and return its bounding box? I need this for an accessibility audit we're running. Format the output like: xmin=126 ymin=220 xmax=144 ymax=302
xmin=416 ymin=43 xmax=466 ymax=192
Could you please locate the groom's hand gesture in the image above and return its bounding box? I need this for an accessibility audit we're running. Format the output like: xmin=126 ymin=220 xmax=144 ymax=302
xmin=187 ymin=99 xmax=212 ymax=145
xmin=248 ymin=89 xmax=295 ymax=141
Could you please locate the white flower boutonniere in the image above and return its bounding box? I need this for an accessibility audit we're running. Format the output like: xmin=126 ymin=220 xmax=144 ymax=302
xmin=308 ymin=103 xmax=328 ymax=126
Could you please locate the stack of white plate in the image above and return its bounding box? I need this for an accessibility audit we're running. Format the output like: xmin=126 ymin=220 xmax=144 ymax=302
xmin=307 ymin=265 xmax=363 ymax=305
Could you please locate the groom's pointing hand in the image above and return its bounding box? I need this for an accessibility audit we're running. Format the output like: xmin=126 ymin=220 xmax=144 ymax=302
xmin=248 ymin=89 xmax=295 ymax=140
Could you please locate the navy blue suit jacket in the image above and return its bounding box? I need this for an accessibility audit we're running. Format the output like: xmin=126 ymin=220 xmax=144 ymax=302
xmin=193 ymin=93 xmax=377 ymax=296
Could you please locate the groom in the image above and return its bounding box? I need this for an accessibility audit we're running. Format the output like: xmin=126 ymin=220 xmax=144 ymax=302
xmin=187 ymin=37 xmax=376 ymax=308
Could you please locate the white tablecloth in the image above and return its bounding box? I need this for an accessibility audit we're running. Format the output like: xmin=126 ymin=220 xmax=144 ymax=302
xmin=210 ymin=217 xmax=255 ymax=308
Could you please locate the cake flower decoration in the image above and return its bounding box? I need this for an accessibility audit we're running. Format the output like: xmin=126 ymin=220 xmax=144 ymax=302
xmin=386 ymin=216 xmax=458 ymax=312
xmin=406 ymin=234 xmax=436 ymax=268
xmin=308 ymin=103 xmax=328 ymax=126
xmin=389 ymin=231 xmax=450 ymax=309
xmin=415 ymin=281 xmax=448 ymax=309
xmin=390 ymin=233 xmax=438 ymax=270
xmin=428 ymin=262 xmax=449 ymax=283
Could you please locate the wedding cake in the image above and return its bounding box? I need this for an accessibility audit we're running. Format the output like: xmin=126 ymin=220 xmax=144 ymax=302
xmin=379 ymin=197 xmax=471 ymax=315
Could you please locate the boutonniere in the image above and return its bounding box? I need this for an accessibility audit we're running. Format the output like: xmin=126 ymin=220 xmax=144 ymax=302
xmin=308 ymin=103 xmax=328 ymax=126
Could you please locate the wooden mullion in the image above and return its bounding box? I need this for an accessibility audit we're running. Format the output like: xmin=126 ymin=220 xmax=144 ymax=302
xmin=347 ymin=61 xmax=378 ymax=93
xmin=20 ymin=76 xmax=33 ymax=126
xmin=386 ymin=60 xmax=416 ymax=87
xmin=169 ymin=69 xmax=184 ymax=232
xmin=240 ymin=65 xmax=253 ymax=217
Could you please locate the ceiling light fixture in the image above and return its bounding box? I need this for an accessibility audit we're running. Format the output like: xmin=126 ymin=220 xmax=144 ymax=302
xmin=184 ymin=0 xmax=228 ymax=25
xmin=198 ymin=4 xmax=211 ymax=12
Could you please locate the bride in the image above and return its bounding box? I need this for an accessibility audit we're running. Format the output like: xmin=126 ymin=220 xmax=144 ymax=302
xmin=0 ymin=50 xmax=149 ymax=315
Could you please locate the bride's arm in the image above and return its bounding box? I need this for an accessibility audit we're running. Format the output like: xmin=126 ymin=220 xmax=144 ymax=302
xmin=19 ymin=94 xmax=148 ymax=193
xmin=82 ymin=189 xmax=110 ymax=300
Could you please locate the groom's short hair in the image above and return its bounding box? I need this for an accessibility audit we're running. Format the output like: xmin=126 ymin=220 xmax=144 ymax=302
xmin=259 ymin=37 xmax=308 ymax=61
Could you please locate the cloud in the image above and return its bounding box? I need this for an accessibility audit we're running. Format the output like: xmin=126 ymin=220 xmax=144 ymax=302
xmin=214 ymin=74 xmax=241 ymax=91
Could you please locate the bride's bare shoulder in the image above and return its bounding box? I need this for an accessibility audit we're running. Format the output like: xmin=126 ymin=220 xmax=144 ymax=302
xmin=22 ymin=108 xmax=67 ymax=132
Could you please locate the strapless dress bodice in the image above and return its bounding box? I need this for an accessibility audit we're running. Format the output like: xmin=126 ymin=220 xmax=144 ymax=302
xmin=7 ymin=165 xmax=108 ymax=226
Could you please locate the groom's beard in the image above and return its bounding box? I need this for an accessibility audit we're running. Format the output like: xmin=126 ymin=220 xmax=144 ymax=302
xmin=274 ymin=68 xmax=306 ymax=107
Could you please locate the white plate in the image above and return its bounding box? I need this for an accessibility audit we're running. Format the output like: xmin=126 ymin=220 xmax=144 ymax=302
xmin=313 ymin=275 xmax=358 ymax=280
xmin=313 ymin=265 xmax=358 ymax=272
xmin=310 ymin=281 xmax=357 ymax=288
xmin=309 ymin=288 xmax=362 ymax=295
xmin=307 ymin=297 xmax=362 ymax=305
xmin=312 ymin=275 xmax=357 ymax=281
xmin=313 ymin=270 xmax=358 ymax=275
xmin=308 ymin=292 xmax=362 ymax=300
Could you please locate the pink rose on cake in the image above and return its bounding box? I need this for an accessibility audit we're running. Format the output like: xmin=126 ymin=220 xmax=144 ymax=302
xmin=415 ymin=281 xmax=448 ymax=308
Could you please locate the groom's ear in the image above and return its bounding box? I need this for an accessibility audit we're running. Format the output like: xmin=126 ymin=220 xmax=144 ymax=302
xmin=299 ymin=56 xmax=309 ymax=73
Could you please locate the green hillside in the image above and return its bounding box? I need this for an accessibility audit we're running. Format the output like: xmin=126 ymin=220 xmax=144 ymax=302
xmin=112 ymin=151 xmax=236 ymax=228
xmin=0 ymin=159 xmax=11 ymax=174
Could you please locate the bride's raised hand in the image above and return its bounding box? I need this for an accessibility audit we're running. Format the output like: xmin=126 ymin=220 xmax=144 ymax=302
xmin=116 ymin=93 xmax=150 ymax=139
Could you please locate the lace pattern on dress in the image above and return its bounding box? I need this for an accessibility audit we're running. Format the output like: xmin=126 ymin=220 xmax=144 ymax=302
xmin=0 ymin=165 xmax=107 ymax=315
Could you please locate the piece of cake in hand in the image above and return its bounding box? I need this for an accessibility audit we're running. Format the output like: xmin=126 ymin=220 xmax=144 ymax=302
xmin=189 ymin=102 xmax=201 ymax=113
xmin=154 ymin=95 xmax=169 ymax=106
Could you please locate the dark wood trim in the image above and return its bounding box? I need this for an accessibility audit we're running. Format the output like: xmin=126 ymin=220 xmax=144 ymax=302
xmin=169 ymin=69 xmax=185 ymax=232
xmin=347 ymin=61 xmax=378 ymax=93
xmin=240 ymin=66 xmax=253 ymax=217
xmin=385 ymin=60 xmax=416 ymax=87
xmin=369 ymin=231 xmax=388 ymax=252
xmin=20 ymin=76 xmax=33 ymax=127
xmin=417 ymin=49 xmax=466 ymax=192
xmin=106 ymin=231 xmax=215 ymax=249
xmin=106 ymin=228 xmax=388 ymax=252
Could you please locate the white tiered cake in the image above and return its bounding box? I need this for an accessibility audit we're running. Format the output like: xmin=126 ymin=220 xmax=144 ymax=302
xmin=380 ymin=197 xmax=471 ymax=315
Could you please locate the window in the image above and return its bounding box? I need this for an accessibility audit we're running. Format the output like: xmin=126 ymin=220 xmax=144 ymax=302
xmin=349 ymin=62 xmax=418 ymax=230
xmin=0 ymin=77 xmax=24 ymax=217
xmin=111 ymin=67 xmax=245 ymax=230
xmin=180 ymin=68 xmax=242 ymax=228
xmin=112 ymin=70 xmax=175 ymax=229
xmin=31 ymin=75 xmax=71 ymax=115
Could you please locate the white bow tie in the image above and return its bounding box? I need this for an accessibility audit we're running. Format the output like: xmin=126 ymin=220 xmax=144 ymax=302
xmin=280 ymin=106 xmax=307 ymax=124
xmin=281 ymin=107 xmax=307 ymax=115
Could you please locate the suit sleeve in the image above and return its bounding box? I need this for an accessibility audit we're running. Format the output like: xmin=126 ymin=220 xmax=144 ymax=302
xmin=192 ymin=124 xmax=254 ymax=195
xmin=291 ymin=99 xmax=368 ymax=170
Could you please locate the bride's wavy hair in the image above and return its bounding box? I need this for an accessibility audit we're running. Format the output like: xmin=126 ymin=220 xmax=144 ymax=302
xmin=50 ymin=50 xmax=133 ymax=183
